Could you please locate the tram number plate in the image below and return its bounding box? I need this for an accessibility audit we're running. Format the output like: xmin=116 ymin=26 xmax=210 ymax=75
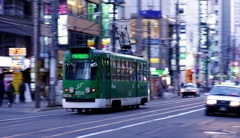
xmin=219 ymin=107 xmax=227 ymax=111
xmin=75 ymin=91 xmax=84 ymax=95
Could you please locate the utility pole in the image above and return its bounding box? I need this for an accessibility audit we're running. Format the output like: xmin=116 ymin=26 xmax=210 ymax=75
xmin=136 ymin=0 xmax=142 ymax=55
xmin=148 ymin=21 xmax=151 ymax=65
xmin=206 ymin=25 xmax=209 ymax=88
xmin=112 ymin=4 xmax=116 ymax=52
xmin=49 ymin=0 xmax=58 ymax=106
xmin=35 ymin=0 xmax=41 ymax=108
xmin=148 ymin=21 xmax=152 ymax=98
xmin=175 ymin=0 xmax=180 ymax=96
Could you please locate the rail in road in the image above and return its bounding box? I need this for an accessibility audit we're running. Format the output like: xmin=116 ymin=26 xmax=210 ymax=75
xmin=0 ymin=97 xmax=210 ymax=138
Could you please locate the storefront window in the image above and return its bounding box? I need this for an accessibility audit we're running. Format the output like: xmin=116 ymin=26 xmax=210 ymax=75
xmin=68 ymin=0 xmax=83 ymax=16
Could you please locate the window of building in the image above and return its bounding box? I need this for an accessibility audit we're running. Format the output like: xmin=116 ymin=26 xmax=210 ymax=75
xmin=4 ymin=0 xmax=32 ymax=18
xmin=0 ymin=33 xmax=3 ymax=55
xmin=68 ymin=0 xmax=83 ymax=16
xmin=142 ymin=19 xmax=159 ymax=38
xmin=69 ymin=31 xmax=97 ymax=47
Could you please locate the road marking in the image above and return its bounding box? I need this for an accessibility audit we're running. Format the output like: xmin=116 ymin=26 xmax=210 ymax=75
xmin=148 ymin=96 xmax=203 ymax=105
xmin=147 ymin=97 xmax=204 ymax=107
xmin=2 ymin=102 xmax=204 ymax=138
xmin=41 ymin=105 xmax=204 ymax=138
xmin=75 ymin=108 xmax=205 ymax=138
xmin=0 ymin=113 xmax=69 ymax=123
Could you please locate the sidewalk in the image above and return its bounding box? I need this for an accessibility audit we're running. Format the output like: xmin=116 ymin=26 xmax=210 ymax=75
xmin=0 ymin=100 xmax=63 ymax=113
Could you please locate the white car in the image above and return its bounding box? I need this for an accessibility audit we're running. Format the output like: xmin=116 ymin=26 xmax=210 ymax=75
xmin=180 ymin=83 xmax=200 ymax=98
xmin=205 ymin=85 xmax=240 ymax=116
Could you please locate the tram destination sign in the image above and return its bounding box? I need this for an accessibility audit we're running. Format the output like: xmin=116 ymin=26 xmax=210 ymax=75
xmin=71 ymin=54 xmax=89 ymax=59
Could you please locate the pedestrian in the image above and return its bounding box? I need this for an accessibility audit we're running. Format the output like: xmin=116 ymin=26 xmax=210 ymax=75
xmin=19 ymin=79 xmax=26 ymax=104
xmin=6 ymin=81 xmax=15 ymax=107
xmin=0 ymin=77 xmax=5 ymax=107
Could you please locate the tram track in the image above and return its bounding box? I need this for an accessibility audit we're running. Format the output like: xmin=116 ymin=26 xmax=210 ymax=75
xmin=1 ymin=98 xmax=205 ymax=138
xmin=0 ymin=96 xmax=204 ymax=125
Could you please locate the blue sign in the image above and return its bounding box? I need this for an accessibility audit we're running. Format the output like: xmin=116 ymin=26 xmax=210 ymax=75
xmin=139 ymin=10 xmax=162 ymax=19
xmin=142 ymin=39 xmax=160 ymax=45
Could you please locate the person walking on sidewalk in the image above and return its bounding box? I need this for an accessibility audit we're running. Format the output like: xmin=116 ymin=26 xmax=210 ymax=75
xmin=19 ymin=79 xmax=26 ymax=104
xmin=0 ymin=78 xmax=5 ymax=107
xmin=6 ymin=81 xmax=15 ymax=107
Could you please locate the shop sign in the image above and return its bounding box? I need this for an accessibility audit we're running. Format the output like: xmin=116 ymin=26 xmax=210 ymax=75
xmin=9 ymin=48 xmax=26 ymax=56
xmin=9 ymin=48 xmax=26 ymax=71
xmin=139 ymin=10 xmax=162 ymax=19
xmin=0 ymin=56 xmax=12 ymax=67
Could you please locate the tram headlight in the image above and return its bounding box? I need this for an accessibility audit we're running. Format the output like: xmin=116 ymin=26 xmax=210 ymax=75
xmin=69 ymin=87 xmax=74 ymax=93
xmin=85 ymin=87 xmax=91 ymax=93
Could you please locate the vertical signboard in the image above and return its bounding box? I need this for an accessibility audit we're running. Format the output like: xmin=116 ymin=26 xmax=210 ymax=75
xmin=58 ymin=0 xmax=68 ymax=45
xmin=199 ymin=0 xmax=208 ymax=50
xmin=102 ymin=4 xmax=111 ymax=38
xmin=199 ymin=0 xmax=208 ymax=74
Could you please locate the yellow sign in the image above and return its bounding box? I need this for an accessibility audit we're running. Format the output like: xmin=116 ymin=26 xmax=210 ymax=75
xmin=12 ymin=72 xmax=22 ymax=94
xmin=150 ymin=58 xmax=160 ymax=63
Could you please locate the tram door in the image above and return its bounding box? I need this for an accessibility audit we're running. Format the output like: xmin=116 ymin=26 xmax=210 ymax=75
xmin=101 ymin=58 xmax=111 ymax=105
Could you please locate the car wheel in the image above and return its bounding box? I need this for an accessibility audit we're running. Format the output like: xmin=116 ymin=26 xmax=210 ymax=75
xmin=182 ymin=94 xmax=185 ymax=98
xmin=205 ymin=110 xmax=212 ymax=116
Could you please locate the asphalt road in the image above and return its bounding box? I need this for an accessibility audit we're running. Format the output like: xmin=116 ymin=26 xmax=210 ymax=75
xmin=0 ymin=95 xmax=240 ymax=138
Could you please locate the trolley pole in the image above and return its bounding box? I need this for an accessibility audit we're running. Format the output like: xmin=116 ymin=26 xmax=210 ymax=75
xmin=49 ymin=0 xmax=58 ymax=106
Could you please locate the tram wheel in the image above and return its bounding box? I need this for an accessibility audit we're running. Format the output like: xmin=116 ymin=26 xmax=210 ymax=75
xmin=77 ymin=109 xmax=82 ymax=114
xmin=136 ymin=105 xmax=139 ymax=109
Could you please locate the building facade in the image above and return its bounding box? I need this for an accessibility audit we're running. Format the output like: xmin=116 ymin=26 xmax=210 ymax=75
xmin=126 ymin=0 xmax=176 ymax=80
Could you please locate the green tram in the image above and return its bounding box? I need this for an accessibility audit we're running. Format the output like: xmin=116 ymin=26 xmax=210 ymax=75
xmin=62 ymin=47 xmax=149 ymax=113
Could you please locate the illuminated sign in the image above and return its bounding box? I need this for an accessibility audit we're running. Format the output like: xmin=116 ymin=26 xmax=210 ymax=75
xmin=199 ymin=0 xmax=208 ymax=49
xmin=0 ymin=56 xmax=12 ymax=67
xmin=72 ymin=54 xmax=89 ymax=59
xmin=9 ymin=48 xmax=26 ymax=56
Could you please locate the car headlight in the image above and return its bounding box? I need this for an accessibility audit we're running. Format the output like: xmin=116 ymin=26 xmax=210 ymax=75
xmin=230 ymin=101 xmax=240 ymax=106
xmin=206 ymin=99 xmax=217 ymax=105
xmin=69 ymin=87 xmax=74 ymax=93
xmin=85 ymin=87 xmax=91 ymax=93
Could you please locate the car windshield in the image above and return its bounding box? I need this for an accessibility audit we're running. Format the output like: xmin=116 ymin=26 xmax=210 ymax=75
xmin=183 ymin=85 xmax=195 ymax=88
xmin=210 ymin=86 xmax=240 ymax=97
xmin=65 ymin=62 xmax=97 ymax=80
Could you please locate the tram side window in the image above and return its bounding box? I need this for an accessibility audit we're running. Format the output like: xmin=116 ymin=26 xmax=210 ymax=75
xmin=138 ymin=63 xmax=142 ymax=81
xmin=112 ymin=59 xmax=117 ymax=80
xmin=101 ymin=59 xmax=105 ymax=80
xmin=106 ymin=59 xmax=110 ymax=80
xmin=143 ymin=63 xmax=147 ymax=82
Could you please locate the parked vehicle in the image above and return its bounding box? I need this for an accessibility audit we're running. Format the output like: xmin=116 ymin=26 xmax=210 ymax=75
xmin=180 ymin=83 xmax=200 ymax=98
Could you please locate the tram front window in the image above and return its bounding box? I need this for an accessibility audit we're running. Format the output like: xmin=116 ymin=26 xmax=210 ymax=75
xmin=66 ymin=62 xmax=97 ymax=80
